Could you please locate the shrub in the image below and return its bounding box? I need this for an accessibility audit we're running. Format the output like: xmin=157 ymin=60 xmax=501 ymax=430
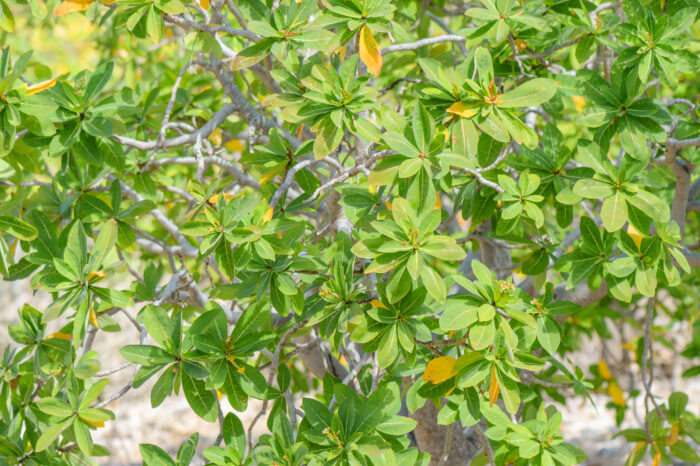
xmin=1 ymin=0 xmax=699 ymax=465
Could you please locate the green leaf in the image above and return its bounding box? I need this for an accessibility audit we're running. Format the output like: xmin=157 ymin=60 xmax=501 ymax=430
xmin=498 ymin=79 xmax=558 ymax=108
xmin=182 ymin=373 xmax=218 ymax=422
xmin=0 ymin=216 xmax=38 ymax=241
xmin=537 ymin=316 xmax=560 ymax=355
xmin=420 ymin=266 xmax=446 ymax=303
xmin=140 ymin=443 xmax=176 ymax=466
xmin=601 ymin=192 xmax=628 ymax=232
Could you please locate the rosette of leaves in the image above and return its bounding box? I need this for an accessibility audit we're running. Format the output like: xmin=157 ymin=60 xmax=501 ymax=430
xmin=232 ymin=0 xmax=331 ymax=70
xmin=615 ymin=392 xmax=700 ymax=465
xmin=480 ymin=403 xmax=587 ymax=465
xmin=442 ymin=47 xmax=558 ymax=147
xmin=242 ymin=128 xmax=314 ymax=184
xmin=508 ymin=123 xmax=594 ymax=229
xmin=253 ymin=410 xmax=308 ymax=465
xmin=574 ymin=68 xmax=670 ymax=163
xmin=378 ymin=104 xmax=446 ymax=179
xmin=567 ymin=139 xmax=670 ymax=232
xmin=34 ymin=376 xmax=115 ymax=456
xmin=180 ymin=192 xmax=291 ymax=282
xmin=548 ymin=1 xmax=620 ymax=63
xmin=300 ymin=382 xmax=421 ymax=465
xmin=311 ymin=256 xmax=366 ymax=348
xmin=273 ymin=55 xmax=378 ymax=159
xmin=439 ymin=260 xmax=537 ymax=350
xmin=113 ymin=0 xmax=186 ymax=43
xmin=350 ymin=285 xmax=432 ymax=368
xmin=351 ymin=197 xmax=466 ymax=303
xmin=37 ymin=220 xmax=132 ymax=347
xmin=495 ymin=171 xmax=545 ymax=234
xmin=0 ymin=49 xmax=58 ymax=155
xmin=119 ymin=305 xmax=217 ymax=420
xmin=614 ymin=5 xmax=697 ymax=84
xmin=312 ymin=0 xmax=395 ymax=53
xmin=189 ymin=305 xmax=272 ymax=411
xmin=465 ymin=0 xmax=549 ymax=46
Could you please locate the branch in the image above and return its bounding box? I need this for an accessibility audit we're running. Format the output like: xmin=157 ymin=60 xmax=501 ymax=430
xmin=382 ymin=35 xmax=465 ymax=55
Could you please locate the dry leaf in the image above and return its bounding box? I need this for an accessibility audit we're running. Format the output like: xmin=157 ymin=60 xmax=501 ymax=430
xmin=54 ymin=0 xmax=94 ymax=17
xmin=359 ymin=25 xmax=382 ymax=76
xmin=422 ymin=356 xmax=458 ymax=384
xmin=26 ymin=78 xmax=57 ymax=95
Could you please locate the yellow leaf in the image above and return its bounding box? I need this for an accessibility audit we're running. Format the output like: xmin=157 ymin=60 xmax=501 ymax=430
xmin=209 ymin=128 xmax=222 ymax=146
xmin=598 ymin=360 xmax=612 ymax=380
xmin=435 ymin=194 xmax=442 ymax=210
xmin=652 ymin=451 xmax=660 ymax=466
xmin=627 ymin=224 xmax=644 ymax=249
xmin=200 ymin=0 xmax=209 ymax=9
xmin=447 ymin=101 xmax=480 ymax=119
xmin=208 ymin=193 xmax=234 ymax=204
xmin=514 ymin=39 xmax=528 ymax=52
xmin=217 ymin=390 xmax=223 ymax=400
xmin=489 ymin=364 xmax=499 ymax=407
xmin=359 ymin=25 xmax=382 ymax=76
xmin=9 ymin=238 xmax=17 ymax=255
xmin=88 ymin=270 xmax=106 ymax=283
xmin=89 ymin=305 xmax=99 ymax=328
xmin=26 ymin=78 xmax=57 ymax=95
xmin=224 ymin=139 xmax=244 ymax=152
xmin=260 ymin=164 xmax=286 ymax=184
xmin=263 ymin=205 xmax=274 ymax=223
xmin=338 ymin=45 xmax=347 ymax=62
xmin=82 ymin=418 xmax=105 ymax=428
xmin=626 ymin=442 xmax=646 ymax=466
xmin=370 ymin=299 xmax=387 ymax=309
xmin=384 ymin=201 xmax=392 ymax=211
xmin=422 ymin=356 xmax=458 ymax=384
xmin=667 ymin=422 xmax=679 ymax=446
xmin=571 ymin=96 xmax=586 ymax=112
xmin=54 ymin=0 xmax=94 ymax=16
xmin=46 ymin=332 xmax=72 ymax=341
xmin=608 ymin=381 xmax=625 ymax=406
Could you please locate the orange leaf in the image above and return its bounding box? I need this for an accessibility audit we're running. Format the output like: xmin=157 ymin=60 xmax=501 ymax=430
xmin=422 ymin=356 xmax=458 ymax=384
xmin=54 ymin=0 xmax=94 ymax=16
xmin=489 ymin=364 xmax=499 ymax=407
xmin=447 ymin=101 xmax=480 ymax=119
xmin=598 ymin=360 xmax=612 ymax=380
xmin=200 ymin=0 xmax=209 ymax=9
xmin=359 ymin=25 xmax=382 ymax=76
xmin=26 ymin=78 xmax=57 ymax=95
xmin=263 ymin=205 xmax=274 ymax=223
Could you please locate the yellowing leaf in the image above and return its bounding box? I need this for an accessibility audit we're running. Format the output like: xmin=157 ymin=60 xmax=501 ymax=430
xmin=370 ymin=299 xmax=387 ymax=309
xmin=422 ymin=356 xmax=458 ymax=384
xmin=46 ymin=332 xmax=72 ymax=341
xmin=447 ymin=101 xmax=480 ymax=119
xmin=598 ymin=360 xmax=612 ymax=380
xmin=434 ymin=193 xmax=442 ymax=210
xmin=88 ymin=270 xmax=106 ymax=282
xmin=54 ymin=0 xmax=94 ymax=16
xmin=489 ymin=364 xmax=499 ymax=407
xmin=652 ymin=451 xmax=660 ymax=466
xmin=208 ymin=193 xmax=235 ymax=204
xmin=263 ymin=205 xmax=274 ymax=223
xmin=571 ymin=95 xmax=586 ymax=112
xmin=359 ymin=25 xmax=382 ymax=76
xmin=82 ymin=418 xmax=105 ymax=428
xmin=209 ymin=128 xmax=222 ymax=146
xmin=89 ymin=305 xmax=99 ymax=328
xmin=627 ymin=442 xmax=647 ymax=466
xmin=26 ymin=78 xmax=57 ymax=95
xmin=200 ymin=0 xmax=209 ymax=9
xmin=225 ymin=139 xmax=244 ymax=152
xmin=260 ymin=164 xmax=286 ymax=184
xmin=608 ymin=381 xmax=625 ymax=406
xmin=666 ymin=422 xmax=679 ymax=446
xmin=514 ymin=39 xmax=528 ymax=52
xmin=627 ymin=224 xmax=644 ymax=249
xmin=217 ymin=390 xmax=223 ymax=400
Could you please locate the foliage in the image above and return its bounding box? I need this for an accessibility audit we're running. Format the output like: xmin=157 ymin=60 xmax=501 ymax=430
xmin=1 ymin=0 xmax=700 ymax=465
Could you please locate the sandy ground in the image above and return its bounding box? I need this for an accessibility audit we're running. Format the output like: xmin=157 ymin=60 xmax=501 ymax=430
xmin=1 ymin=279 xmax=698 ymax=465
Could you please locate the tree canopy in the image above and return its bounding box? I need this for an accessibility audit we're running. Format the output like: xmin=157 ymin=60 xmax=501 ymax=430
xmin=1 ymin=0 xmax=700 ymax=465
